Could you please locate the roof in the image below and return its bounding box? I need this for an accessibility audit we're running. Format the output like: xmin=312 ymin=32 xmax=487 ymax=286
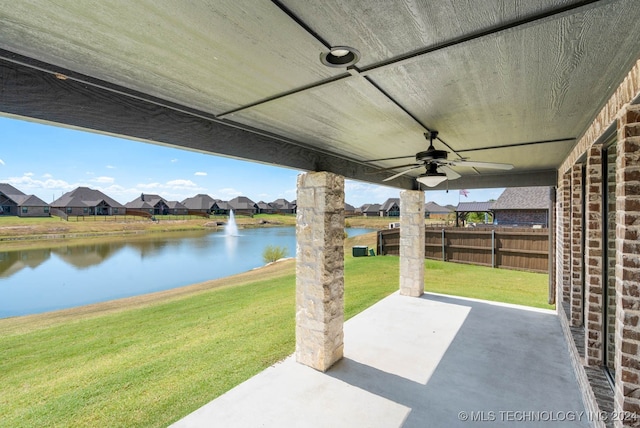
xmin=492 ymin=186 xmax=551 ymax=210
xmin=0 ymin=183 xmax=48 ymax=206
xmin=456 ymin=202 xmax=494 ymax=212
xmin=125 ymin=200 xmax=154 ymax=209
xmin=360 ymin=203 xmax=381 ymax=214
xmin=8 ymin=194 xmax=49 ymax=207
xmin=228 ymin=196 xmax=256 ymax=210
xmin=256 ymin=201 xmax=273 ymax=210
xmin=424 ymin=201 xmax=451 ymax=214
xmin=182 ymin=194 xmax=216 ymax=210
xmin=213 ymin=200 xmax=231 ymax=210
xmin=125 ymin=194 xmax=165 ymax=209
xmin=0 ymin=183 xmax=25 ymax=196
xmin=2 ymin=3 xmax=638 ymax=191
xmin=344 ymin=203 xmax=356 ymax=212
xmin=380 ymin=198 xmax=400 ymax=212
xmin=271 ymin=198 xmax=294 ymax=210
xmin=51 ymin=187 xmax=124 ymax=208
xmin=165 ymin=200 xmax=186 ymax=210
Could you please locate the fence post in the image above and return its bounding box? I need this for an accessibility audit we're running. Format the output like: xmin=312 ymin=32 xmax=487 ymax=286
xmin=491 ymin=229 xmax=496 ymax=268
xmin=441 ymin=229 xmax=445 ymax=261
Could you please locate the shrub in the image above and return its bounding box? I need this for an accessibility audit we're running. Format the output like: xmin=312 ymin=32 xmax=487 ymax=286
xmin=262 ymin=245 xmax=288 ymax=263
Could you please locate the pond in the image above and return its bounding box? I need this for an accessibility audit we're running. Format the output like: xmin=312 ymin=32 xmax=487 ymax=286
xmin=0 ymin=227 xmax=375 ymax=318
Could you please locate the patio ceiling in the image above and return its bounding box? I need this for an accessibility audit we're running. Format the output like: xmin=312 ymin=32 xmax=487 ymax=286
xmin=1 ymin=0 xmax=639 ymax=190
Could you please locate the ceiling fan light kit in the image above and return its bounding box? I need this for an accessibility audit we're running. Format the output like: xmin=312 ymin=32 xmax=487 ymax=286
xmin=416 ymin=173 xmax=447 ymax=187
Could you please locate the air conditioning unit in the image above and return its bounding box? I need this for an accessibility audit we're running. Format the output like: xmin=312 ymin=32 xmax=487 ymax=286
xmin=389 ymin=222 xmax=400 ymax=229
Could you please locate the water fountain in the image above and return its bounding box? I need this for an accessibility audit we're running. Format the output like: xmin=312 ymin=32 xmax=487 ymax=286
xmin=225 ymin=209 xmax=239 ymax=237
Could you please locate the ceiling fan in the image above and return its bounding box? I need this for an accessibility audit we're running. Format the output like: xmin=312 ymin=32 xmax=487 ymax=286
xmin=371 ymin=131 xmax=514 ymax=187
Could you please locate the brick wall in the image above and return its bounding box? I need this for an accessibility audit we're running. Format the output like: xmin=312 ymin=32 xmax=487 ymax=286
xmin=558 ymin=171 xmax=572 ymax=304
xmin=557 ymin=59 xmax=640 ymax=427
xmin=571 ymin=164 xmax=584 ymax=327
xmin=493 ymin=209 xmax=548 ymax=226
xmin=585 ymin=145 xmax=604 ymax=366
xmin=606 ymin=146 xmax=617 ymax=373
xmin=613 ymin=105 xmax=640 ymax=426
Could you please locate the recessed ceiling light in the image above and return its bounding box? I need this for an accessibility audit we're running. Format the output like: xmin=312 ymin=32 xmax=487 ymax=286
xmin=330 ymin=48 xmax=350 ymax=57
xmin=320 ymin=46 xmax=360 ymax=68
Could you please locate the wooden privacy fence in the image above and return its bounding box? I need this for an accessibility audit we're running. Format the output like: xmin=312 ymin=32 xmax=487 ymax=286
xmin=377 ymin=227 xmax=549 ymax=273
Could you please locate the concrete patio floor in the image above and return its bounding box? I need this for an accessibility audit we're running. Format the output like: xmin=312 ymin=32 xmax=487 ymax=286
xmin=171 ymin=292 xmax=589 ymax=427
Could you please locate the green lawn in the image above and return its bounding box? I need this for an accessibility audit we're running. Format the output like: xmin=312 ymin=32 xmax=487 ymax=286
xmin=0 ymin=255 xmax=550 ymax=427
xmin=422 ymin=259 xmax=552 ymax=309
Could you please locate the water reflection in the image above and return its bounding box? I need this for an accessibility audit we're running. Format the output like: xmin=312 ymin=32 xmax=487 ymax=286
xmin=0 ymin=227 xmax=374 ymax=318
xmin=52 ymin=243 xmax=125 ymax=269
xmin=0 ymin=238 xmax=190 ymax=275
xmin=0 ymin=249 xmax=51 ymax=277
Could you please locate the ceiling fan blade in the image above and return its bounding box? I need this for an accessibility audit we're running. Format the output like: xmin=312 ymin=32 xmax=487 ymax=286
xmin=448 ymin=160 xmax=514 ymax=170
xmin=366 ymin=163 xmax=419 ymax=174
xmin=438 ymin=165 xmax=461 ymax=179
xmin=382 ymin=165 xmax=422 ymax=182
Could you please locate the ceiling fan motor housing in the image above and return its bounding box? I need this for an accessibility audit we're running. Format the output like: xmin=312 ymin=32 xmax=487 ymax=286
xmin=415 ymin=148 xmax=448 ymax=162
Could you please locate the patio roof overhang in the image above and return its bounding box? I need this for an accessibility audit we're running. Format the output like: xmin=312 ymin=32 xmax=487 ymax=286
xmin=1 ymin=0 xmax=639 ymax=190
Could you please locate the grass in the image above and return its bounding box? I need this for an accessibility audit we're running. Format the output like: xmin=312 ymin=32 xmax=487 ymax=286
xmin=0 ymin=232 xmax=551 ymax=427
xmin=422 ymin=260 xmax=552 ymax=309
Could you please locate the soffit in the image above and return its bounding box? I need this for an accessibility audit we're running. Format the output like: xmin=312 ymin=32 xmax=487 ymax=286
xmin=0 ymin=0 xmax=639 ymax=190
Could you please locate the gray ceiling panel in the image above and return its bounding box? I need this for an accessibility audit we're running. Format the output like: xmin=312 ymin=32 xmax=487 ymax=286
xmin=0 ymin=0 xmax=338 ymax=115
xmin=282 ymin=0 xmax=590 ymax=68
xmin=0 ymin=0 xmax=638 ymax=190
xmin=228 ymin=77 xmax=427 ymax=162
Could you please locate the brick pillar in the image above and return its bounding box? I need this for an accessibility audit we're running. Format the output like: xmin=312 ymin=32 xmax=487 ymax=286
xmin=548 ymin=187 xmax=557 ymax=305
xmin=295 ymin=171 xmax=344 ymax=372
xmin=584 ymin=145 xmax=604 ymax=366
xmin=613 ymin=105 xmax=640 ymax=427
xmin=570 ymin=164 xmax=584 ymax=326
xmin=399 ymin=190 xmax=425 ymax=297
xmin=557 ymin=172 xmax=572 ymax=305
xmin=553 ymin=178 xmax=565 ymax=304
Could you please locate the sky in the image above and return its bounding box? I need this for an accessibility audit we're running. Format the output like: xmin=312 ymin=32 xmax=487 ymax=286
xmin=0 ymin=116 xmax=504 ymax=207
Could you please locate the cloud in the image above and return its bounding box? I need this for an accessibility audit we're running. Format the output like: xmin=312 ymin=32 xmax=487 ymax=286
xmin=113 ymin=179 xmax=204 ymax=203
xmin=165 ymin=179 xmax=199 ymax=188
xmin=194 ymin=172 xmax=207 ymax=176
xmin=24 ymin=172 xmax=34 ymax=177
xmin=345 ymin=180 xmax=398 ymax=207
xmin=106 ymin=165 xmax=116 ymax=169
xmin=0 ymin=158 xmax=4 ymax=165
xmin=42 ymin=173 xmax=53 ymax=178
xmin=170 ymin=159 xmax=178 ymax=163
xmin=137 ymin=182 xmax=161 ymax=190
xmin=92 ymin=176 xmax=115 ymax=184
xmin=5 ymin=174 xmax=80 ymax=200
xmin=216 ymin=187 xmax=243 ymax=199
xmin=138 ymin=179 xmax=200 ymax=189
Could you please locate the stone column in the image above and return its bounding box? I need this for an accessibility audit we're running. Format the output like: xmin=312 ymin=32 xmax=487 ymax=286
xmin=570 ymin=164 xmax=584 ymax=327
xmin=614 ymin=105 xmax=640 ymax=427
xmin=295 ymin=171 xmax=344 ymax=372
xmin=399 ymin=190 xmax=425 ymax=297
xmin=584 ymin=145 xmax=604 ymax=366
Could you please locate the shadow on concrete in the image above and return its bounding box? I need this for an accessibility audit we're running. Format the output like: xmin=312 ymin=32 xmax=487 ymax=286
xmin=172 ymin=293 xmax=589 ymax=427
